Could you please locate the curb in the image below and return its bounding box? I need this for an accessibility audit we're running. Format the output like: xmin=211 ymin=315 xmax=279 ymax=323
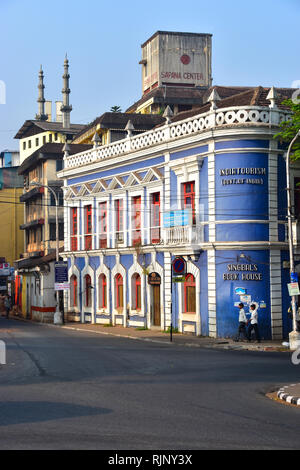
xmin=3 ymin=316 xmax=289 ymax=352
xmin=277 ymin=385 xmax=300 ymax=406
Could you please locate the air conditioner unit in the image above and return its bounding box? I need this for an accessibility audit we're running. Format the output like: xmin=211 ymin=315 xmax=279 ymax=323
xmin=116 ymin=232 xmax=124 ymax=243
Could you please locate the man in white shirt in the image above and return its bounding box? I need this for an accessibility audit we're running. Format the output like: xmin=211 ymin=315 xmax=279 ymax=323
xmin=247 ymin=304 xmax=261 ymax=342
xmin=235 ymin=303 xmax=248 ymax=341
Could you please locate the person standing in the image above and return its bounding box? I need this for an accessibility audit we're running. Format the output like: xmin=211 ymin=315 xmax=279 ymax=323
xmin=4 ymin=295 xmax=11 ymax=319
xmin=247 ymin=304 xmax=260 ymax=342
xmin=235 ymin=302 xmax=248 ymax=341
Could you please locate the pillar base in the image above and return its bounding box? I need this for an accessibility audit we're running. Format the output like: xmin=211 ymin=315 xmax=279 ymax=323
xmin=289 ymin=330 xmax=300 ymax=350
xmin=54 ymin=308 xmax=63 ymax=325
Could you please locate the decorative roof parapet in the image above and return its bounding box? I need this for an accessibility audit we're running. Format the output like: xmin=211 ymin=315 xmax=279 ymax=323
xmin=62 ymin=105 xmax=292 ymax=170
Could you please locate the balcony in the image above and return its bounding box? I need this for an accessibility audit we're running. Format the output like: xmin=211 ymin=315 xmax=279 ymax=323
xmin=20 ymin=186 xmax=44 ymax=202
xmin=163 ymin=225 xmax=203 ymax=247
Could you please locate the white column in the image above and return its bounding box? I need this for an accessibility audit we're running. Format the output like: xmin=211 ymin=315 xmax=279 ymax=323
xmin=269 ymin=142 xmax=278 ymax=242
xmin=164 ymin=252 xmax=172 ymax=328
xmin=270 ymin=250 xmax=283 ymax=339
xmin=208 ymin=143 xmax=215 ymax=242
xmin=207 ymin=248 xmax=217 ymax=337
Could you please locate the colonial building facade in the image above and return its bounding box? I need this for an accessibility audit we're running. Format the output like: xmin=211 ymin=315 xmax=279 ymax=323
xmin=58 ymin=86 xmax=299 ymax=340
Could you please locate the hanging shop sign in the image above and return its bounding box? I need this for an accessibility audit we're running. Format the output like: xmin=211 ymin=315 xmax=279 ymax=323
xmin=55 ymin=262 xmax=69 ymax=291
xmin=288 ymin=282 xmax=300 ymax=296
xmin=148 ymin=272 xmax=161 ymax=285
xmin=290 ymin=272 xmax=299 ymax=283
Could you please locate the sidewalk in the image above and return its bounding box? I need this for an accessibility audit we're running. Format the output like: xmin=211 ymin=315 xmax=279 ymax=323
xmin=59 ymin=321 xmax=288 ymax=352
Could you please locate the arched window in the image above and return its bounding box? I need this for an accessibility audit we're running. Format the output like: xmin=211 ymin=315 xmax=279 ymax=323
xmin=115 ymin=274 xmax=124 ymax=310
xmin=84 ymin=274 xmax=92 ymax=307
xmin=98 ymin=274 xmax=107 ymax=309
xmin=70 ymin=274 xmax=77 ymax=307
xmin=184 ymin=274 xmax=196 ymax=313
xmin=132 ymin=273 xmax=141 ymax=311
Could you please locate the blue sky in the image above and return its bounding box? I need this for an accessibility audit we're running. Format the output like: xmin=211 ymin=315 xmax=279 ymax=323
xmin=0 ymin=0 xmax=299 ymax=149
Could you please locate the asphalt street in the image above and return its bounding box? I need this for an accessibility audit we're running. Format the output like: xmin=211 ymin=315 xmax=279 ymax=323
xmin=0 ymin=317 xmax=299 ymax=450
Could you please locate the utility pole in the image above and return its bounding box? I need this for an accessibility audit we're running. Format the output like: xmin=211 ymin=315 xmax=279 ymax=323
xmin=286 ymin=129 xmax=300 ymax=350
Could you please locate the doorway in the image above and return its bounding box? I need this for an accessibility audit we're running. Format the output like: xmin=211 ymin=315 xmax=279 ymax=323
xmin=152 ymin=283 xmax=161 ymax=326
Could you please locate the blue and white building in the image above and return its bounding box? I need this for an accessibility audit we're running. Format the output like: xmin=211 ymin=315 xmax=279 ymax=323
xmin=58 ymin=85 xmax=299 ymax=340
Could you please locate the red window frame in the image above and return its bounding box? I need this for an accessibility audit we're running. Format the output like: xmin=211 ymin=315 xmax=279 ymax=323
xmin=85 ymin=205 xmax=92 ymax=250
xmin=71 ymin=207 xmax=78 ymax=251
xmin=132 ymin=195 xmax=141 ymax=245
xmin=183 ymin=181 xmax=196 ymax=225
xmin=151 ymin=192 xmax=160 ymax=244
xmin=70 ymin=274 xmax=77 ymax=307
xmin=133 ymin=273 xmax=141 ymax=310
xmin=115 ymin=199 xmax=124 ymax=232
xmin=99 ymin=274 xmax=107 ymax=309
xmin=184 ymin=273 xmax=196 ymax=314
xmin=115 ymin=273 xmax=123 ymax=309
xmin=99 ymin=202 xmax=107 ymax=248
xmin=85 ymin=274 xmax=92 ymax=307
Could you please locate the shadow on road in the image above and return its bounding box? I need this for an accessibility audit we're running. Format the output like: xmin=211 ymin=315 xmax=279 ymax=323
xmin=0 ymin=401 xmax=112 ymax=426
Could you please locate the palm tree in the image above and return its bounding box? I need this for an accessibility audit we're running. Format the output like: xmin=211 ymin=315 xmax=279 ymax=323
xmin=110 ymin=106 xmax=122 ymax=113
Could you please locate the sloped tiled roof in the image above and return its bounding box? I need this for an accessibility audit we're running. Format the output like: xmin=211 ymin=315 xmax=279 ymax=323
xmin=73 ymin=112 xmax=165 ymax=142
xmin=168 ymin=86 xmax=296 ymax=124
xmin=15 ymin=120 xmax=86 ymax=139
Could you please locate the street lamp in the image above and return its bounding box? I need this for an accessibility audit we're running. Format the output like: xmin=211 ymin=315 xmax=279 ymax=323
xmin=286 ymin=129 xmax=300 ymax=350
xmin=30 ymin=181 xmax=63 ymax=325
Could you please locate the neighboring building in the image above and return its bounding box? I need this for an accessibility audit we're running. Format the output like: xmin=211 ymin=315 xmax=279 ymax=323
xmin=14 ymin=142 xmax=91 ymax=320
xmin=13 ymin=57 xmax=89 ymax=321
xmin=0 ymin=149 xmax=20 ymax=167
xmin=15 ymin=60 xmax=85 ymax=164
xmin=126 ymin=31 xmax=212 ymax=115
xmin=0 ymin=151 xmax=24 ymax=266
xmin=58 ymin=85 xmax=299 ymax=341
xmin=72 ymin=112 xmax=165 ymax=146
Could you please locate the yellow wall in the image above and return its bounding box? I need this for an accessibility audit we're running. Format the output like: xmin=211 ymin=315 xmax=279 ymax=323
xmin=0 ymin=188 xmax=24 ymax=265
xmin=19 ymin=131 xmax=65 ymax=163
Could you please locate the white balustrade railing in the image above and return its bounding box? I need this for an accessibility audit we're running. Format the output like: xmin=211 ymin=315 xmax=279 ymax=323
xmin=64 ymin=106 xmax=292 ymax=169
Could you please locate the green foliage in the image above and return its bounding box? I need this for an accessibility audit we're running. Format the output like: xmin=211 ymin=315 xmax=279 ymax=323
xmin=110 ymin=106 xmax=122 ymax=113
xmin=274 ymin=99 xmax=300 ymax=160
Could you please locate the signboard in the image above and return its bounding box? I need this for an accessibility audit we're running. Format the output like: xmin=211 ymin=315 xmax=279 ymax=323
xmin=55 ymin=282 xmax=70 ymax=291
xmin=173 ymin=276 xmax=186 ymax=283
xmin=291 ymin=272 xmax=299 ymax=283
xmin=0 ymin=263 xmax=10 ymax=276
xmin=288 ymin=282 xmax=300 ymax=296
xmin=235 ymin=287 xmax=246 ymax=295
xmin=172 ymin=257 xmax=186 ymax=276
xmin=240 ymin=295 xmax=251 ymax=304
xmin=148 ymin=272 xmax=161 ymax=285
xmin=55 ymin=262 xmax=69 ymax=291
xmin=163 ymin=209 xmax=191 ymax=228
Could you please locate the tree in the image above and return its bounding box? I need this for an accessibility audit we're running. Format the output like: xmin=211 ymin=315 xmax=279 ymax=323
xmin=275 ymin=99 xmax=300 ymax=160
xmin=110 ymin=106 xmax=122 ymax=113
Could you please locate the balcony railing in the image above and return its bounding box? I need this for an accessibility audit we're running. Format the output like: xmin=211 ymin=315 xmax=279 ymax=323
xmin=62 ymin=105 xmax=293 ymax=170
xmin=164 ymin=225 xmax=202 ymax=246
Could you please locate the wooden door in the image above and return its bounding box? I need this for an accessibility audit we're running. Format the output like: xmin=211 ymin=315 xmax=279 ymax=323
xmin=153 ymin=284 xmax=161 ymax=326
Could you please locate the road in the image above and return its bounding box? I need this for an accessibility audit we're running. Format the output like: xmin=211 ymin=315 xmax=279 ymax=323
xmin=0 ymin=317 xmax=299 ymax=450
